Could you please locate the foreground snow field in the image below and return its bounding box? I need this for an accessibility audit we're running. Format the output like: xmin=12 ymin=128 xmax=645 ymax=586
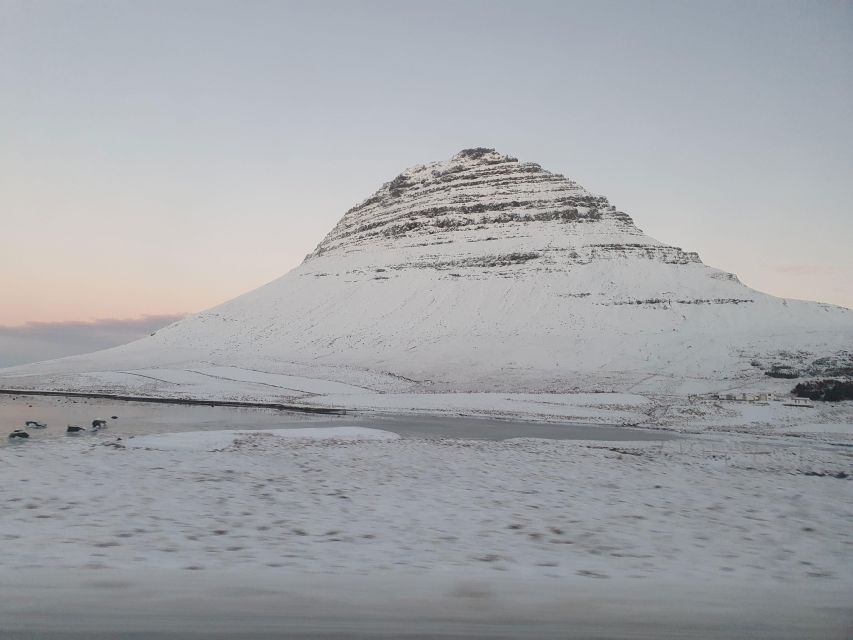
xmin=5 ymin=429 xmax=849 ymax=581
xmin=2 ymin=427 xmax=851 ymax=637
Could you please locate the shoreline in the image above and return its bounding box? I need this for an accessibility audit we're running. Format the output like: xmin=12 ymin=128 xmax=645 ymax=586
xmin=0 ymin=388 xmax=347 ymax=415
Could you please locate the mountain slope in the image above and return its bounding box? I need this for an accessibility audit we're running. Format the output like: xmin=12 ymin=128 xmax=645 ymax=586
xmin=3 ymin=148 xmax=851 ymax=395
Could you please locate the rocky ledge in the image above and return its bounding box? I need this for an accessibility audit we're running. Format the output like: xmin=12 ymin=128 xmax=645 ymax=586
xmin=306 ymin=148 xmax=704 ymax=275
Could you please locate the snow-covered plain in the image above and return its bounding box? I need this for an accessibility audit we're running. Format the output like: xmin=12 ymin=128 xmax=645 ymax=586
xmin=1 ymin=427 xmax=851 ymax=636
xmin=4 ymin=431 xmax=852 ymax=582
xmin=4 ymin=367 xmax=853 ymax=438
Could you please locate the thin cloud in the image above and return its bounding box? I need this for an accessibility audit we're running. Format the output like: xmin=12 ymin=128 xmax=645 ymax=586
xmin=0 ymin=314 xmax=187 ymax=368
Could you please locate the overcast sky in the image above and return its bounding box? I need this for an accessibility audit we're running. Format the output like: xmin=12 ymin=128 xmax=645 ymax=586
xmin=1 ymin=1 xmax=852 ymax=363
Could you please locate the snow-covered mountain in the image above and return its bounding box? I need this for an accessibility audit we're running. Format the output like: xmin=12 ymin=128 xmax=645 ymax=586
xmin=3 ymin=148 xmax=852 ymax=395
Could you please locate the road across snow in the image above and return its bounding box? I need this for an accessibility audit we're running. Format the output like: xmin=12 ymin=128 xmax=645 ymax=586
xmin=4 ymin=568 xmax=851 ymax=639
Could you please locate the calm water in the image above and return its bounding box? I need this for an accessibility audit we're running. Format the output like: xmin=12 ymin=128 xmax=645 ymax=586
xmin=1 ymin=394 xmax=674 ymax=444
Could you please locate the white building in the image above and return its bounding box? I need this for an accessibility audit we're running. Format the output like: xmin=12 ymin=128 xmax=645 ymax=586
xmin=712 ymin=392 xmax=778 ymax=403
xmin=783 ymin=397 xmax=814 ymax=408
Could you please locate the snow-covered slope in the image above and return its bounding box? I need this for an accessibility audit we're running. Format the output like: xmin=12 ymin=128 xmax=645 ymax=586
xmin=3 ymin=148 xmax=851 ymax=395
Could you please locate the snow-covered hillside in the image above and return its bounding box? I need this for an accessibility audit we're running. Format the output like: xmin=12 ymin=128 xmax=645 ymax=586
xmin=2 ymin=148 xmax=851 ymax=397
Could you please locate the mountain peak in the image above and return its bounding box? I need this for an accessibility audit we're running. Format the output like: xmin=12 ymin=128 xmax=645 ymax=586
xmin=310 ymin=148 xmax=640 ymax=259
xmin=451 ymin=147 xmax=517 ymax=163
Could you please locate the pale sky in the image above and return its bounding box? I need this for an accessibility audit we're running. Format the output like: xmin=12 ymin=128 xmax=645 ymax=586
xmin=2 ymin=0 xmax=852 ymax=335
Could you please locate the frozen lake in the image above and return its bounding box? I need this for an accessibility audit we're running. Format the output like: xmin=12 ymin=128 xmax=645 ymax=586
xmin=1 ymin=393 xmax=674 ymax=443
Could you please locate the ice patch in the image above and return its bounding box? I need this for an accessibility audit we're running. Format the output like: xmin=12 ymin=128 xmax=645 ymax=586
xmin=128 ymin=426 xmax=399 ymax=450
